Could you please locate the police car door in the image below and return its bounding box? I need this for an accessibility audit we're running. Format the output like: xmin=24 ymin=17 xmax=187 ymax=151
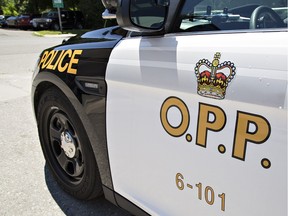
xmin=106 ymin=0 xmax=287 ymax=215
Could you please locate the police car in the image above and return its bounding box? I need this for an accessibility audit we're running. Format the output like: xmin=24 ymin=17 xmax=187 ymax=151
xmin=32 ymin=0 xmax=287 ymax=215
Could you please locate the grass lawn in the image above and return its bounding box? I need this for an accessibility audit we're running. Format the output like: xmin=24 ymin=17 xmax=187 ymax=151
xmin=34 ymin=29 xmax=90 ymax=36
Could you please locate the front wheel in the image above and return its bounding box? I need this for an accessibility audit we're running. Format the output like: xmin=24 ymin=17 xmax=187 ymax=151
xmin=75 ymin=22 xmax=83 ymax=29
xmin=37 ymin=87 xmax=102 ymax=200
xmin=51 ymin=23 xmax=60 ymax=31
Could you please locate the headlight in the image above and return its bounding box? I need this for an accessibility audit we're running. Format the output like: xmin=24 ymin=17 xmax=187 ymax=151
xmin=46 ymin=18 xmax=52 ymax=22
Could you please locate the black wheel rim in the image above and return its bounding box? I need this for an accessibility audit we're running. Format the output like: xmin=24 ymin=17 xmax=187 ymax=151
xmin=48 ymin=110 xmax=84 ymax=183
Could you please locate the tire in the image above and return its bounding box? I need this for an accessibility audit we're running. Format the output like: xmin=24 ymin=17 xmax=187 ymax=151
xmin=75 ymin=22 xmax=83 ymax=29
xmin=51 ymin=23 xmax=60 ymax=31
xmin=37 ymin=87 xmax=103 ymax=200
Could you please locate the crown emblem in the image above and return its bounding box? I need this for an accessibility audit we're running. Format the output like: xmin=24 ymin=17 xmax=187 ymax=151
xmin=195 ymin=52 xmax=236 ymax=100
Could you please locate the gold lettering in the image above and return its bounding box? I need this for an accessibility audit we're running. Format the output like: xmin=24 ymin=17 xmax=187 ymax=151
xmin=232 ymin=111 xmax=271 ymax=160
xmin=39 ymin=51 xmax=49 ymax=67
xmin=53 ymin=50 xmax=65 ymax=70
xmin=196 ymin=103 xmax=226 ymax=148
xmin=58 ymin=50 xmax=72 ymax=73
xmin=42 ymin=50 xmax=55 ymax=69
xmin=67 ymin=50 xmax=83 ymax=74
xmin=39 ymin=49 xmax=82 ymax=74
xmin=160 ymin=97 xmax=190 ymax=137
xmin=46 ymin=50 xmax=59 ymax=70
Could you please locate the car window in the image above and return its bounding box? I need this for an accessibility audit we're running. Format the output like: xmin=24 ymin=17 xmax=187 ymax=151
xmin=41 ymin=13 xmax=48 ymax=18
xmin=178 ymin=0 xmax=288 ymax=32
xmin=48 ymin=12 xmax=58 ymax=18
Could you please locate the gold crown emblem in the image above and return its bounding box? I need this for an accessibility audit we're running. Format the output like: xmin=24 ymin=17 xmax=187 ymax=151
xmin=195 ymin=52 xmax=236 ymax=100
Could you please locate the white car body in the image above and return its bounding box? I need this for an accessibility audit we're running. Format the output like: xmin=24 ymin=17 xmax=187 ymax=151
xmin=106 ymin=19 xmax=287 ymax=216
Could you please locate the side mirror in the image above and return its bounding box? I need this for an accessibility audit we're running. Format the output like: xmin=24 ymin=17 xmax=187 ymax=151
xmin=116 ymin=0 xmax=169 ymax=32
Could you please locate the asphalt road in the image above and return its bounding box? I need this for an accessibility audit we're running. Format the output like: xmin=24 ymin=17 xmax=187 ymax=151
xmin=0 ymin=28 xmax=130 ymax=216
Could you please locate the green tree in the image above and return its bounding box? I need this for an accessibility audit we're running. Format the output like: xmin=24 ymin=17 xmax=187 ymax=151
xmin=1 ymin=0 xmax=18 ymax=15
xmin=78 ymin=0 xmax=105 ymax=29
xmin=23 ymin=0 xmax=106 ymax=28
xmin=66 ymin=0 xmax=79 ymax=10
xmin=24 ymin=0 xmax=79 ymax=14
xmin=1 ymin=0 xmax=110 ymax=29
xmin=25 ymin=0 xmax=51 ymax=13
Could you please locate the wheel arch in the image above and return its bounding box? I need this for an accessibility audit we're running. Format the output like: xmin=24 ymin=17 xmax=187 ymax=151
xmin=32 ymin=72 xmax=113 ymax=189
xmin=32 ymin=72 xmax=151 ymax=214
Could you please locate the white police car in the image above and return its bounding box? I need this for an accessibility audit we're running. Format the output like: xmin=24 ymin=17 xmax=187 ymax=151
xmin=32 ymin=0 xmax=288 ymax=215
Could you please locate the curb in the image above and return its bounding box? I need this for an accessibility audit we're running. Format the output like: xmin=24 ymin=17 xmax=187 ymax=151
xmin=44 ymin=34 xmax=76 ymax=38
xmin=33 ymin=32 xmax=76 ymax=38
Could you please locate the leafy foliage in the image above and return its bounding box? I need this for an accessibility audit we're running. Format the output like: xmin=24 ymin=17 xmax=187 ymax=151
xmin=78 ymin=0 xmax=105 ymax=29
xmin=0 ymin=0 xmax=108 ymax=29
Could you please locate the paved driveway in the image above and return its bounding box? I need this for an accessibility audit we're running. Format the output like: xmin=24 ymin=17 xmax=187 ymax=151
xmin=0 ymin=29 xmax=130 ymax=216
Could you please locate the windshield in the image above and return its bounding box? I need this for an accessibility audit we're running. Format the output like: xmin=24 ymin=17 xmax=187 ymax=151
xmin=41 ymin=13 xmax=49 ymax=18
